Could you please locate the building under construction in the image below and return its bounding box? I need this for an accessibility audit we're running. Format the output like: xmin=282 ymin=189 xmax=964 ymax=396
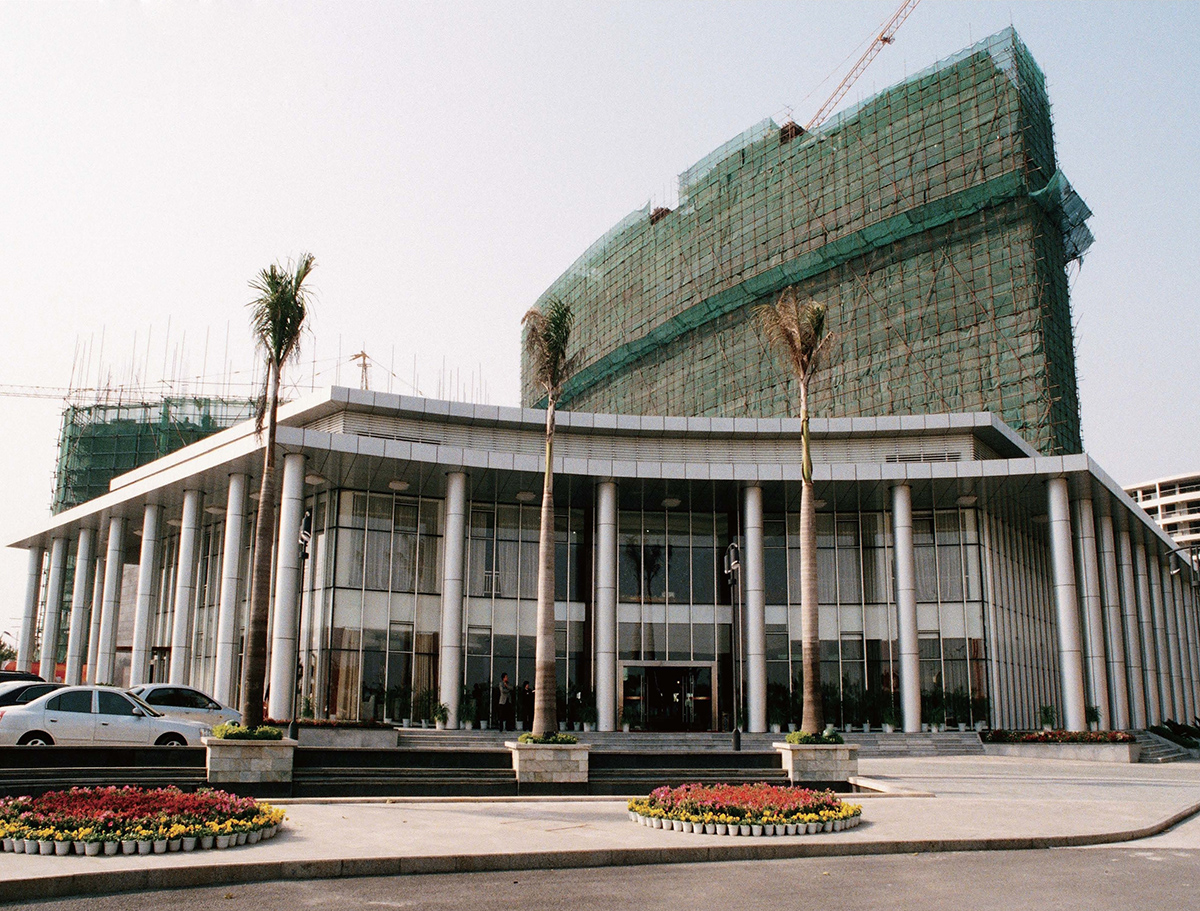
xmin=53 ymin=397 xmax=255 ymax=514
xmin=522 ymin=28 xmax=1093 ymax=456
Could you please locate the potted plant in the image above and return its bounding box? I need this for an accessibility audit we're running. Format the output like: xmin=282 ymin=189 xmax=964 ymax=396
xmin=971 ymin=696 xmax=990 ymax=731
xmin=1085 ymin=704 xmax=1101 ymax=732
xmin=928 ymin=704 xmax=946 ymax=733
xmin=618 ymin=707 xmax=631 ymax=733
xmin=1039 ymin=704 xmax=1057 ymax=731
xmin=578 ymin=690 xmax=598 ymax=732
xmin=881 ymin=702 xmax=898 ymax=734
xmin=950 ymin=690 xmax=971 ymax=732
xmin=460 ymin=687 xmax=477 ymax=730
xmin=433 ymin=703 xmax=450 ymax=730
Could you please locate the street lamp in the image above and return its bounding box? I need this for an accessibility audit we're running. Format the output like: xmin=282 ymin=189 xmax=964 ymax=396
xmin=724 ymin=542 xmax=742 ymax=747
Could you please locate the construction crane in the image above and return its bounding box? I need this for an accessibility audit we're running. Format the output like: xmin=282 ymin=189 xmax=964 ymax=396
xmin=804 ymin=0 xmax=923 ymax=133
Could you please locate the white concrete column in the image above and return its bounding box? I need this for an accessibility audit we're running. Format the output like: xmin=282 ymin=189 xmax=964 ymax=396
xmin=1118 ymin=528 xmax=1147 ymax=728
xmin=892 ymin=484 xmax=920 ymax=733
xmin=1134 ymin=541 xmax=1161 ymax=725
xmin=267 ymin=453 xmax=307 ymax=721
xmin=1168 ymin=566 xmax=1194 ymax=722
xmin=595 ymin=480 xmax=618 ymax=732
xmin=39 ymin=536 xmax=69 ymax=682
xmin=213 ymin=474 xmax=248 ymax=706
xmin=96 ymin=517 xmax=125 ymax=684
xmin=438 ymin=470 xmax=468 ymax=728
xmin=1187 ymin=581 xmax=1200 ymax=719
xmin=1072 ymin=497 xmax=1109 ymax=728
xmin=1185 ymin=574 xmax=1200 ymax=720
xmin=1156 ymin=554 xmax=1184 ymax=719
xmin=1146 ymin=548 xmax=1174 ymax=720
xmin=1047 ymin=478 xmax=1086 ymax=732
xmin=742 ymin=485 xmax=767 ymax=733
xmin=64 ymin=526 xmax=96 ymax=685
xmin=17 ymin=546 xmax=44 ymax=672
xmin=129 ymin=504 xmax=162 ymax=686
xmin=169 ymin=490 xmax=203 ymax=684
xmin=1097 ymin=515 xmax=1130 ymax=730
xmin=85 ymin=549 xmax=106 ymax=682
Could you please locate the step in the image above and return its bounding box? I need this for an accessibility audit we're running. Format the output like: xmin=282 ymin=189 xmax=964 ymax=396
xmin=393 ymin=730 xmax=985 ymax=758
xmin=1135 ymin=730 xmax=1193 ymax=763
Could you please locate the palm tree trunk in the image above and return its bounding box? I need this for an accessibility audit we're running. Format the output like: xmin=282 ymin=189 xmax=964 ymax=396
xmin=799 ymin=379 xmax=823 ymax=734
xmin=532 ymin=398 xmax=558 ymax=737
xmin=240 ymin=364 xmax=280 ymax=729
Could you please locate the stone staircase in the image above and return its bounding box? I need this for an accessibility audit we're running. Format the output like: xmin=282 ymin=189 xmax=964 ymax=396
xmin=1134 ymin=730 xmax=1195 ymax=763
xmin=395 ymin=728 xmax=985 ymax=758
xmin=0 ymin=746 xmax=207 ymax=798
xmin=291 ymin=746 xmax=517 ymax=798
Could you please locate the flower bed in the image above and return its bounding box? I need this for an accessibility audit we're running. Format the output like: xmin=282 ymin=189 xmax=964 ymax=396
xmin=628 ymin=782 xmax=862 ymax=836
xmin=0 ymin=786 xmax=285 ymax=857
xmin=982 ymin=730 xmax=1135 ymax=744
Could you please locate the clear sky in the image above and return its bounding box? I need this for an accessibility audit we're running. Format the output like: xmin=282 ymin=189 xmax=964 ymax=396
xmin=1 ymin=1 xmax=1197 ymax=647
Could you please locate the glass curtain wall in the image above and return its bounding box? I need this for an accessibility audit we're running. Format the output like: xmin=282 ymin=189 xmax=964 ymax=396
xmin=464 ymin=501 xmax=586 ymax=729
xmin=617 ymin=491 xmax=731 ymax=730
xmin=785 ymin=506 xmax=987 ymax=730
xmin=981 ymin=500 xmax=1058 ymax=729
xmin=314 ymin=489 xmax=443 ymax=723
xmin=188 ymin=518 xmax=224 ymax=696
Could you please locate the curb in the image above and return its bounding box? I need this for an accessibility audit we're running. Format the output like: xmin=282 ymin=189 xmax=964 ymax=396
xmin=3 ymin=800 xmax=1199 ymax=904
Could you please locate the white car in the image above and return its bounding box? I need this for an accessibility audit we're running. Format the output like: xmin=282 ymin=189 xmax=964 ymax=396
xmin=0 ymin=686 xmax=211 ymax=746
xmin=128 ymin=684 xmax=241 ymax=727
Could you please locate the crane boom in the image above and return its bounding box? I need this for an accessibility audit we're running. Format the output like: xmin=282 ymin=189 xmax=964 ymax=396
xmin=804 ymin=0 xmax=922 ymax=132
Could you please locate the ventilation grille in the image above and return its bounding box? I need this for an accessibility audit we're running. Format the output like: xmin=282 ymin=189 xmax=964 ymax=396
xmin=303 ymin=412 xmax=987 ymax=466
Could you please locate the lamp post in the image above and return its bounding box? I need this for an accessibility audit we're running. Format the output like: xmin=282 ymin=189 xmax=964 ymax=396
xmin=724 ymin=542 xmax=742 ymax=748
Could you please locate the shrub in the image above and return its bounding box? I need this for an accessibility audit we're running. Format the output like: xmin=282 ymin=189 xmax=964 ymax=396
xmin=211 ymin=723 xmax=284 ymax=741
xmin=785 ymin=729 xmax=844 ymax=745
xmin=517 ymin=732 xmax=578 ymax=745
xmin=1150 ymin=725 xmax=1198 ymax=749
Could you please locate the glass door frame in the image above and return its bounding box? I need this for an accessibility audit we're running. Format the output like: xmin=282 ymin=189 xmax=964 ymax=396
xmin=618 ymin=659 xmax=719 ymax=731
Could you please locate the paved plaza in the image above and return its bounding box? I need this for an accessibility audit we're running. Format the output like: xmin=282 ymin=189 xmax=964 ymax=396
xmin=3 ymin=755 xmax=1199 ymax=904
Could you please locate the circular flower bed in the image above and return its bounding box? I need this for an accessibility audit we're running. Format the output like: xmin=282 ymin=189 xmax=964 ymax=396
xmin=628 ymin=782 xmax=862 ymax=836
xmin=0 ymin=786 xmax=285 ymax=857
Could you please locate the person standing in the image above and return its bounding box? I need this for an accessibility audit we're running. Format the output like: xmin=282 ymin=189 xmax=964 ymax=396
xmin=498 ymin=672 xmax=514 ymax=732
xmin=521 ymin=681 xmax=534 ymax=731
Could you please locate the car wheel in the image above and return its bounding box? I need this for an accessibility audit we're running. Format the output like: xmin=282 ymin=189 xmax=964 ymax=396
xmin=17 ymin=731 xmax=54 ymax=746
xmin=156 ymin=734 xmax=187 ymax=746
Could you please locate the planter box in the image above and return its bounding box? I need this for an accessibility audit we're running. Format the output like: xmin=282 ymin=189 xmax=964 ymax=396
xmin=773 ymin=742 xmax=859 ymax=784
xmin=294 ymin=727 xmax=398 ymax=749
xmin=982 ymin=742 xmax=1141 ymax=763
xmin=203 ymin=737 xmax=298 ymax=784
xmin=505 ymin=741 xmax=590 ymax=784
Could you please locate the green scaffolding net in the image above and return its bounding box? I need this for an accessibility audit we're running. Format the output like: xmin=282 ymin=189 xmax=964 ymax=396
xmin=523 ymin=28 xmax=1093 ymax=457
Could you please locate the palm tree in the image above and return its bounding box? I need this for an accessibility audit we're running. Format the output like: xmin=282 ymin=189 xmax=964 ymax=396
xmin=239 ymin=252 xmax=316 ymax=729
xmin=522 ymin=299 xmax=575 ymax=737
xmin=758 ymin=287 xmax=833 ymax=734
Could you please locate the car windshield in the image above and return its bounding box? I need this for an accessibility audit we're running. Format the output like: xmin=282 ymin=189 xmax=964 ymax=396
xmin=0 ymin=682 xmax=27 ymax=696
xmin=122 ymin=691 xmax=164 ymax=717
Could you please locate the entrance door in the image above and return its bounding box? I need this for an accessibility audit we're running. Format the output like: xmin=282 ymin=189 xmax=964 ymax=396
xmin=621 ymin=665 xmax=714 ymax=731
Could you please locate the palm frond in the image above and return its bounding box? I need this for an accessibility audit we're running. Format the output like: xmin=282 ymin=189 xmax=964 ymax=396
xmin=523 ymin=298 xmax=574 ymax=401
xmin=248 ymin=252 xmax=316 ymax=369
xmin=757 ymin=287 xmax=831 ymax=384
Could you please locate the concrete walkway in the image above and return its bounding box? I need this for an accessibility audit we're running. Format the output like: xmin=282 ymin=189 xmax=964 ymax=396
xmin=3 ymin=755 xmax=1199 ymax=904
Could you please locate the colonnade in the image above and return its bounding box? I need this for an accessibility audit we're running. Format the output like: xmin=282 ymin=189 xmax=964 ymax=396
xmin=14 ymin=456 xmax=308 ymax=719
xmin=16 ymin=469 xmax=1200 ymax=735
